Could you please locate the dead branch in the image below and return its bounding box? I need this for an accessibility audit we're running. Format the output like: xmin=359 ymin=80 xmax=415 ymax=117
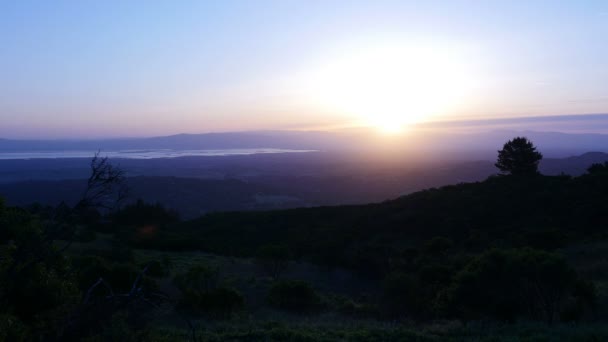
xmin=79 ymin=151 xmax=129 ymax=211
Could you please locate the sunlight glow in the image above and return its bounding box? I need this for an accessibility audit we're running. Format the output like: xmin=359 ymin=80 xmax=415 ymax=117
xmin=301 ymin=44 xmax=475 ymax=133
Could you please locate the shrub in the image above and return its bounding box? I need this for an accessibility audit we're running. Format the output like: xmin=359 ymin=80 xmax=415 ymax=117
xmin=0 ymin=314 xmax=30 ymax=341
xmin=113 ymin=199 xmax=179 ymax=226
xmin=255 ymin=244 xmax=290 ymax=279
xmin=173 ymin=263 xmax=219 ymax=294
xmin=106 ymin=263 xmax=141 ymax=293
xmin=109 ymin=240 xmax=134 ymax=263
xmin=74 ymin=256 xmax=113 ymax=290
xmin=141 ymin=260 xmax=167 ymax=278
xmin=524 ymin=229 xmax=568 ymax=250
xmin=267 ymin=280 xmax=323 ymax=313
xmin=423 ymin=237 xmax=453 ymax=256
xmin=381 ymin=272 xmax=434 ymax=319
xmin=199 ymin=287 xmax=245 ymax=317
xmin=173 ymin=264 xmax=242 ymax=317
xmin=176 ymin=287 xmax=244 ymax=317
xmin=448 ymin=248 xmax=588 ymax=323
xmin=329 ymin=294 xmax=376 ymax=317
xmin=76 ymin=259 xmax=157 ymax=295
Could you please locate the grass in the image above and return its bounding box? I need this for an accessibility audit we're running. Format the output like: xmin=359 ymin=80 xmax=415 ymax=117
xmin=136 ymin=320 xmax=608 ymax=342
xmin=67 ymin=239 xmax=608 ymax=341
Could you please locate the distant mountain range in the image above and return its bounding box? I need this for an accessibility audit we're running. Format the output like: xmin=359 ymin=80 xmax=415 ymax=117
xmin=2 ymin=127 xmax=608 ymax=159
xmin=0 ymin=131 xmax=361 ymax=152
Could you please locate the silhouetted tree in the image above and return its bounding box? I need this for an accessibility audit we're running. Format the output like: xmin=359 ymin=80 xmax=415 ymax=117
xmin=78 ymin=151 xmax=128 ymax=211
xmin=495 ymin=137 xmax=543 ymax=176
xmin=587 ymin=162 xmax=608 ymax=175
xmin=0 ymin=152 xmax=133 ymax=339
xmin=53 ymin=153 xmax=129 ymax=257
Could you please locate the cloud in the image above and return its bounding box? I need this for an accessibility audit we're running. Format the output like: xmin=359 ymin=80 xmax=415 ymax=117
xmin=418 ymin=113 xmax=608 ymax=134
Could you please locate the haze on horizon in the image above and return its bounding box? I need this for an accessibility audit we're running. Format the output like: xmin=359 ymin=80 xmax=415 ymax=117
xmin=1 ymin=1 xmax=607 ymax=139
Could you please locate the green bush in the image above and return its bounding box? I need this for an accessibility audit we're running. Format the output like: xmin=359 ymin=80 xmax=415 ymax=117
xmin=382 ymin=272 xmax=434 ymax=319
xmin=329 ymin=294 xmax=376 ymax=317
xmin=255 ymin=244 xmax=290 ymax=279
xmin=423 ymin=236 xmax=454 ymax=256
xmin=199 ymin=287 xmax=245 ymax=316
xmin=109 ymin=240 xmax=134 ymax=263
xmin=74 ymin=258 xmax=158 ymax=296
xmin=173 ymin=264 xmax=242 ymax=317
xmin=177 ymin=287 xmax=244 ymax=317
xmin=141 ymin=260 xmax=167 ymax=278
xmin=73 ymin=256 xmax=108 ymax=285
xmin=173 ymin=263 xmax=219 ymax=294
xmin=113 ymin=199 xmax=180 ymax=226
xmin=448 ymin=248 xmax=589 ymax=323
xmin=0 ymin=314 xmax=31 ymax=342
xmin=523 ymin=229 xmax=568 ymax=250
xmin=267 ymin=280 xmax=323 ymax=313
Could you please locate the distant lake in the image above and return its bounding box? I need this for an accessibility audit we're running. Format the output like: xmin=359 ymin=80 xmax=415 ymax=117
xmin=0 ymin=149 xmax=317 ymax=160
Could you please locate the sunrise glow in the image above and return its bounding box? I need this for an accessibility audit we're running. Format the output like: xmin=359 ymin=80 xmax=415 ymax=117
xmin=300 ymin=44 xmax=475 ymax=133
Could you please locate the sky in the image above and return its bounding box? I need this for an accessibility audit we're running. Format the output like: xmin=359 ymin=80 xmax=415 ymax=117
xmin=1 ymin=0 xmax=607 ymax=139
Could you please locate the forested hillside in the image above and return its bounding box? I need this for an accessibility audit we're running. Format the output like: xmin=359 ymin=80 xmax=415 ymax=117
xmin=2 ymin=156 xmax=608 ymax=340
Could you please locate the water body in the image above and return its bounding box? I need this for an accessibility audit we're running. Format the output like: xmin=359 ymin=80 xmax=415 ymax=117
xmin=0 ymin=148 xmax=317 ymax=160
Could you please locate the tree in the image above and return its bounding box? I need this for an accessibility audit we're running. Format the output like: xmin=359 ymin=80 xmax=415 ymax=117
xmin=0 ymin=153 xmax=136 ymax=339
xmin=0 ymin=200 xmax=81 ymax=339
xmin=78 ymin=151 xmax=128 ymax=211
xmin=495 ymin=137 xmax=543 ymax=176
xmin=587 ymin=162 xmax=608 ymax=175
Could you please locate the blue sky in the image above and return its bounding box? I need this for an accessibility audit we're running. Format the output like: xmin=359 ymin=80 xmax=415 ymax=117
xmin=1 ymin=1 xmax=607 ymax=138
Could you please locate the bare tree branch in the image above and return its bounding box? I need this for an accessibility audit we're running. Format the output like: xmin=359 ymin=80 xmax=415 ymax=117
xmin=78 ymin=151 xmax=129 ymax=211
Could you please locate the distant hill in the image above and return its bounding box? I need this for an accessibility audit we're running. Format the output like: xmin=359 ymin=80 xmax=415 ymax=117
xmin=0 ymin=176 xmax=304 ymax=218
xmin=3 ymin=126 xmax=608 ymax=158
xmin=0 ymin=131 xmax=363 ymax=152
xmin=542 ymin=152 xmax=608 ymax=175
xmin=1 ymin=152 xmax=607 ymax=218
xmin=147 ymin=169 xmax=608 ymax=274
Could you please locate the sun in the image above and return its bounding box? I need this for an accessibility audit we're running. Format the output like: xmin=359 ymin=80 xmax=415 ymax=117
xmin=301 ymin=44 xmax=473 ymax=133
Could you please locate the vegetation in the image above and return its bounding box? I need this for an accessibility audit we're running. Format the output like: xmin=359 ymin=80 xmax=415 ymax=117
xmin=255 ymin=244 xmax=290 ymax=279
xmin=495 ymin=136 xmax=543 ymax=175
xmin=447 ymin=248 xmax=593 ymax=323
xmin=2 ymin=139 xmax=608 ymax=339
xmin=267 ymin=280 xmax=323 ymax=313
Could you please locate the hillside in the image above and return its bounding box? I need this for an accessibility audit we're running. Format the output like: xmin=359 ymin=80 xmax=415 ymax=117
xmin=0 ymin=176 xmax=300 ymax=218
xmin=2 ymin=152 xmax=607 ymax=220
xmin=2 ymin=161 xmax=608 ymax=340
xmin=144 ymin=170 xmax=608 ymax=264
